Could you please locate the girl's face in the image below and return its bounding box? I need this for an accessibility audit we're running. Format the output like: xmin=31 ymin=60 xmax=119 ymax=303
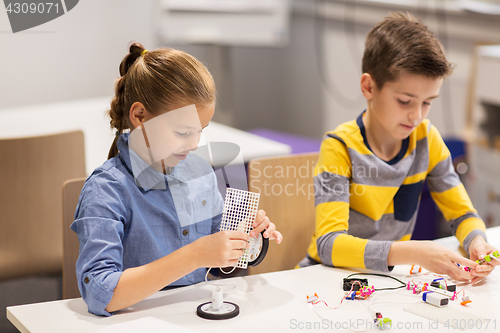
xmin=129 ymin=103 xmax=215 ymax=169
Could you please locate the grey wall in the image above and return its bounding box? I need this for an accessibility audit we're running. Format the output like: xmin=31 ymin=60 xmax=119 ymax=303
xmin=165 ymin=0 xmax=500 ymax=140
xmin=0 ymin=0 xmax=157 ymax=109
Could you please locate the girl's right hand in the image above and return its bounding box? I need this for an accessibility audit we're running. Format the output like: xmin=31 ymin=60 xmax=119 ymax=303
xmin=192 ymin=231 xmax=249 ymax=268
xmin=415 ymin=241 xmax=478 ymax=282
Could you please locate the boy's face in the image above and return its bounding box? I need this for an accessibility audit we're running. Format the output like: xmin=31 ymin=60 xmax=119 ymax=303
xmin=364 ymin=72 xmax=443 ymax=140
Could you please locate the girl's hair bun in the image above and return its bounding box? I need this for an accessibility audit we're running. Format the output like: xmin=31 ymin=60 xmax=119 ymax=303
xmin=119 ymin=42 xmax=146 ymax=77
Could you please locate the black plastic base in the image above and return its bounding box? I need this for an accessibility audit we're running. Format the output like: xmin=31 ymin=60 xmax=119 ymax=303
xmin=197 ymin=301 xmax=240 ymax=320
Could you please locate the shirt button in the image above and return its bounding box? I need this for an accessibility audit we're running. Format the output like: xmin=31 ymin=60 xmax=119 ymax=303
xmin=202 ymin=200 xmax=206 ymax=206
xmin=84 ymin=276 xmax=90 ymax=284
xmin=182 ymin=229 xmax=189 ymax=236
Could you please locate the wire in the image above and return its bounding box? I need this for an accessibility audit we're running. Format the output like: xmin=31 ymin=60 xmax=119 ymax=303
xmin=205 ymin=267 xmax=212 ymax=282
xmin=220 ymin=266 xmax=237 ymax=275
xmin=346 ymin=273 xmax=406 ymax=291
xmin=312 ymin=300 xmax=329 ymax=307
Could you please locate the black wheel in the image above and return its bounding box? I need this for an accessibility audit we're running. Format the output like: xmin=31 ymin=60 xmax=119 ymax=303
xmin=248 ymin=231 xmax=269 ymax=267
xmin=196 ymin=301 xmax=239 ymax=320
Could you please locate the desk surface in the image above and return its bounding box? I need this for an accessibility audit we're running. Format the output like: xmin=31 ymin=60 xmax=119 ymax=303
xmin=7 ymin=227 xmax=500 ymax=333
xmin=0 ymin=97 xmax=291 ymax=174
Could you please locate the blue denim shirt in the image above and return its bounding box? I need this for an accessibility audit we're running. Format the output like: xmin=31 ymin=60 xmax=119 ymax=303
xmin=71 ymin=133 xmax=223 ymax=316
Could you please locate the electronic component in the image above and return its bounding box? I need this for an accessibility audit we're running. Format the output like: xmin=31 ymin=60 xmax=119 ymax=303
xmin=307 ymin=293 xmax=319 ymax=303
xmin=476 ymin=250 xmax=499 ymax=265
xmin=422 ymin=291 xmax=448 ymax=307
xmin=425 ymin=285 xmax=453 ymax=297
xmin=460 ymin=296 xmax=472 ymax=306
xmin=430 ymin=281 xmax=441 ymax=288
xmin=462 ymin=250 xmax=499 ymax=272
xmin=197 ymin=286 xmax=240 ymax=320
xmin=219 ymin=188 xmax=267 ymax=269
xmin=374 ymin=313 xmax=392 ymax=330
xmin=404 ymin=302 xmax=484 ymax=325
xmin=410 ymin=264 xmax=422 ymax=274
xmin=343 ymin=278 xmax=368 ymax=291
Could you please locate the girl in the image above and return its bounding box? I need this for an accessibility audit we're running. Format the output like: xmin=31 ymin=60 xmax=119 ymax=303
xmin=71 ymin=43 xmax=282 ymax=316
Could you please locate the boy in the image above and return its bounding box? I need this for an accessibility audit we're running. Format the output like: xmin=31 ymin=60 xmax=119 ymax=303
xmin=301 ymin=12 xmax=498 ymax=283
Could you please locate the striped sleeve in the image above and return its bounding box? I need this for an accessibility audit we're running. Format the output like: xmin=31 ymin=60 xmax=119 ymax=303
xmin=311 ymin=135 xmax=384 ymax=270
xmin=426 ymin=125 xmax=486 ymax=253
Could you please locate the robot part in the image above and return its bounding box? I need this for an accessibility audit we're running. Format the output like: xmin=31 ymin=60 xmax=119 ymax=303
xmin=422 ymin=291 xmax=448 ymax=307
xmin=374 ymin=313 xmax=392 ymax=330
xmin=306 ymin=293 xmax=319 ymax=303
xmin=410 ymin=265 xmax=422 ymax=274
xmin=460 ymin=296 xmax=472 ymax=306
xmin=343 ymin=278 xmax=368 ymax=291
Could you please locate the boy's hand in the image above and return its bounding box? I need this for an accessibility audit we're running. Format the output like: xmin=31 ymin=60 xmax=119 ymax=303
xmin=415 ymin=241 xmax=478 ymax=282
xmin=468 ymin=236 xmax=499 ymax=284
xmin=250 ymin=210 xmax=283 ymax=244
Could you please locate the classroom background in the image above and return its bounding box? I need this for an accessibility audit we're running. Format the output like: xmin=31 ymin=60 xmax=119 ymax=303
xmin=1 ymin=0 xmax=500 ymax=332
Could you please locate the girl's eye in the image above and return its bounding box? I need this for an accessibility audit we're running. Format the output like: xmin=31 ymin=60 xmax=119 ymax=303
xmin=398 ymin=99 xmax=410 ymax=105
xmin=176 ymin=132 xmax=188 ymax=136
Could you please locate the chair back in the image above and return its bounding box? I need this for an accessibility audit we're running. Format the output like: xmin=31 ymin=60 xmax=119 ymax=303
xmin=247 ymin=153 xmax=319 ymax=275
xmin=62 ymin=178 xmax=86 ymax=299
xmin=0 ymin=131 xmax=86 ymax=281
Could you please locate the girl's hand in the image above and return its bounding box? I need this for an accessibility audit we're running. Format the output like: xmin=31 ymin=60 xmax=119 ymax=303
xmin=468 ymin=236 xmax=499 ymax=284
xmin=250 ymin=210 xmax=283 ymax=244
xmin=415 ymin=241 xmax=478 ymax=282
xmin=193 ymin=231 xmax=249 ymax=268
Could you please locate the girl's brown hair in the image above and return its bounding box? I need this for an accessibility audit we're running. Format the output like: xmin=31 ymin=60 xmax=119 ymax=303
xmin=362 ymin=12 xmax=453 ymax=89
xmin=107 ymin=42 xmax=216 ymax=159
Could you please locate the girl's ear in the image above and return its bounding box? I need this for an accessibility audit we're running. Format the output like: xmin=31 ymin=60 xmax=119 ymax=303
xmin=129 ymin=102 xmax=147 ymax=128
xmin=360 ymin=73 xmax=375 ymax=100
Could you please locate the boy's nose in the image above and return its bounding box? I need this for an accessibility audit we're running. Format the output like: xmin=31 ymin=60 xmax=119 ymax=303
xmin=408 ymin=108 xmax=422 ymax=125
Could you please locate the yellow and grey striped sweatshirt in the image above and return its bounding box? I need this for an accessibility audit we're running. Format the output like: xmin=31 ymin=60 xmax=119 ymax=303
xmin=302 ymin=112 xmax=486 ymax=272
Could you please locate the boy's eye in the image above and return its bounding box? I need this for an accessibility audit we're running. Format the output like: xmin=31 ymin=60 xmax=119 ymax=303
xmin=398 ymin=99 xmax=410 ymax=105
xmin=423 ymin=101 xmax=431 ymax=106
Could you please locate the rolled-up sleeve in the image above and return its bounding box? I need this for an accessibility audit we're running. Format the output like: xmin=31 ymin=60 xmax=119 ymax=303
xmin=70 ymin=170 xmax=127 ymax=316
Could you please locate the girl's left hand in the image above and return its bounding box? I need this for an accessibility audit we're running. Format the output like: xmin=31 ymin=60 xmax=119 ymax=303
xmin=250 ymin=210 xmax=283 ymax=244
xmin=468 ymin=236 xmax=499 ymax=284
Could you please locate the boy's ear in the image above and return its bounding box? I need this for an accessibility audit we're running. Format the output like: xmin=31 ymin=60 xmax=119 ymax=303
xmin=360 ymin=73 xmax=375 ymax=99
xmin=129 ymin=102 xmax=147 ymax=128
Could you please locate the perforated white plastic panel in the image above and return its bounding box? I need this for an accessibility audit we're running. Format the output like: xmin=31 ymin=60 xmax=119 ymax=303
xmin=404 ymin=302 xmax=485 ymax=330
xmin=219 ymin=188 xmax=260 ymax=269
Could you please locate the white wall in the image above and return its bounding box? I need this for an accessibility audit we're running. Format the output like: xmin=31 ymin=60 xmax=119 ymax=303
xmin=0 ymin=0 xmax=157 ymax=109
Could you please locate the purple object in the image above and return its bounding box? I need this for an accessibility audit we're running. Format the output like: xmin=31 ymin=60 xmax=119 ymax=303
xmin=248 ymin=128 xmax=322 ymax=154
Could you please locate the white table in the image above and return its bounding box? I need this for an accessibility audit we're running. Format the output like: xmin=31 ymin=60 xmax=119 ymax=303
xmin=7 ymin=227 xmax=500 ymax=333
xmin=0 ymin=97 xmax=291 ymax=174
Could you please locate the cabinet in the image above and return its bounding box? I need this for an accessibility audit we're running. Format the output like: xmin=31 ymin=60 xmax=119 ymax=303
xmin=468 ymin=45 xmax=500 ymax=227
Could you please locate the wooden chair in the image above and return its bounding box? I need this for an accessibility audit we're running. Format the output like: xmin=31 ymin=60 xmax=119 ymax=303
xmin=62 ymin=178 xmax=86 ymax=299
xmin=247 ymin=153 xmax=319 ymax=275
xmin=0 ymin=131 xmax=86 ymax=282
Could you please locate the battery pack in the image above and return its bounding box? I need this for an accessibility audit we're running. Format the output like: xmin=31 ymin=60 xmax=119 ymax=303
xmin=422 ymin=291 xmax=448 ymax=307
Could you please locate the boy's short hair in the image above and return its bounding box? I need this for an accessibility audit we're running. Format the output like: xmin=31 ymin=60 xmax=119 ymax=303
xmin=362 ymin=12 xmax=453 ymax=89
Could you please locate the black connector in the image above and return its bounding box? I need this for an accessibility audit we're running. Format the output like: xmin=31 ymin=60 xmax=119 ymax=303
xmin=343 ymin=278 xmax=368 ymax=291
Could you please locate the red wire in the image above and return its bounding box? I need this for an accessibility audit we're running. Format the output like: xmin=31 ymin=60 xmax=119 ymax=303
xmin=313 ymin=300 xmax=329 ymax=307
